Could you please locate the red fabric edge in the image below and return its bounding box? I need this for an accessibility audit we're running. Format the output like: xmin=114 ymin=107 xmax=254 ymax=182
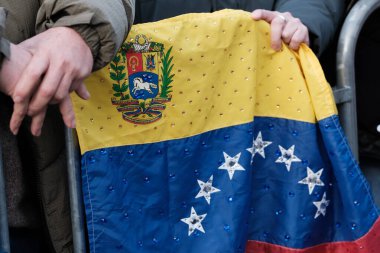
xmin=246 ymin=217 xmax=380 ymax=253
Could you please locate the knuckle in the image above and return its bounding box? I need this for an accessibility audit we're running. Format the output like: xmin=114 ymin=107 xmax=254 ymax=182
xmin=272 ymin=18 xmax=283 ymax=25
xmin=54 ymin=92 xmax=66 ymax=101
xmin=39 ymin=87 xmax=55 ymax=99
xmin=292 ymin=37 xmax=303 ymax=44
xmin=260 ymin=9 xmax=268 ymax=15
xmin=282 ymin=31 xmax=291 ymax=39
xmin=59 ymin=59 xmax=74 ymax=73
xmin=61 ymin=58 xmax=70 ymax=67
xmin=16 ymin=110 xmax=27 ymax=118
xmin=28 ymin=68 xmax=42 ymax=81
xmin=27 ymin=106 xmax=40 ymax=116
xmin=293 ymin=18 xmax=301 ymax=23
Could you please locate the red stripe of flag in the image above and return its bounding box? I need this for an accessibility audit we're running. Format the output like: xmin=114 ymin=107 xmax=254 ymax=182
xmin=246 ymin=218 xmax=380 ymax=253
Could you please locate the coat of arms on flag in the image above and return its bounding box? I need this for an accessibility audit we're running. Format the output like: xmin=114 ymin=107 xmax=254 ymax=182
xmin=110 ymin=34 xmax=174 ymax=124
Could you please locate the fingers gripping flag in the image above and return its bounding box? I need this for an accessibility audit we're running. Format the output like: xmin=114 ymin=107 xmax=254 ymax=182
xmin=72 ymin=9 xmax=380 ymax=253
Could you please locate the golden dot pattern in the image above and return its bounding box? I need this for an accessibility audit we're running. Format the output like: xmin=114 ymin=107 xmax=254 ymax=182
xmin=72 ymin=10 xmax=337 ymax=154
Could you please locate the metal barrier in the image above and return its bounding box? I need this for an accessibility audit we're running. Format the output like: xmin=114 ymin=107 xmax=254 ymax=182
xmin=0 ymin=128 xmax=87 ymax=253
xmin=0 ymin=141 xmax=10 ymax=253
xmin=66 ymin=128 xmax=87 ymax=253
xmin=335 ymin=0 xmax=380 ymax=160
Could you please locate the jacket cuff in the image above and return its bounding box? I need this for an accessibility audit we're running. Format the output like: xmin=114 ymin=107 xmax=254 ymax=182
xmin=37 ymin=11 xmax=103 ymax=70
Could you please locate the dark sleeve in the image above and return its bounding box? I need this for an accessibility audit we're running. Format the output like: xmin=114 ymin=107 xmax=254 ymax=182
xmin=274 ymin=0 xmax=346 ymax=55
xmin=36 ymin=0 xmax=135 ymax=70
xmin=0 ymin=8 xmax=10 ymax=65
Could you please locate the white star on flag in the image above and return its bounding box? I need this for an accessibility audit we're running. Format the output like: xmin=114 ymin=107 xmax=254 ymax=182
xmin=275 ymin=145 xmax=301 ymax=171
xmin=313 ymin=192 xmax=330 ymax=219
xmin=218 ymin=152 xmax=245 ymax=180
xmin=298 ymin=167 xmax=325 ymax=195
xmin=195 ymin=175 xmax=221 ymax=205
xmin=181 ymin=207 xmax=207 ymax=236
xmin=246 ymin=131 xmax=272 ymax=161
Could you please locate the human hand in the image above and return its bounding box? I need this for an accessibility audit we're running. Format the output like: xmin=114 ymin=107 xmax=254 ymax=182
xmin=0 ymin=43 xmax=32 ymax=97
xmin=0 ymin=43 xmax=79 ymax=136
xmin=251 ymin=9 xmax=310 ymax=51
xmin=10 ymin=27 xmax=93 ymax=136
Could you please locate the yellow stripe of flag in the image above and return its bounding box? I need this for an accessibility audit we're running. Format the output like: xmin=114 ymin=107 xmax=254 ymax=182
xmin=72 ymin=9 xmax=337 ymax=154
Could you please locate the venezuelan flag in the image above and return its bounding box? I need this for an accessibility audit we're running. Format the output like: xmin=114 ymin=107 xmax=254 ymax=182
xmin=72 ymin=10 xmax=380 ymax=253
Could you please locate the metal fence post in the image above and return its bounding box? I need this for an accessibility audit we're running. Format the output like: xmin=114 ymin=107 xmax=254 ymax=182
xmin=336 ymin=0 xmax=380 ymax=160
xmin=0 ymin=140 xmax=10 ymax=253
xmin=66 ymin=127 xmax=87 ymax=253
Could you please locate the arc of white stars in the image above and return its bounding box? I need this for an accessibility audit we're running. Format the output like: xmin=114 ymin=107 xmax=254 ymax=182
xmin=246 ymin=131 xmax=272 ymax=162
xmin=218 ymin=152 xmax=245 ymax=180
xmin=195 ymin=175 xmax=221 ymax=205
xmin=275 ymin=145 xmax=301 ymax=172
xmin=181 ymin=207 xmax=207 ymax=236
xmin=298 ymin=167 xmax=325 ymax=195
xmin=313 ymin=192 xmax=330 ymax=219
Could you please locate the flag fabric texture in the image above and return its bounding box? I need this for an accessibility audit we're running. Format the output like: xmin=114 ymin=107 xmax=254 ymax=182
xmin=72 ymin=9 xmax=380 ymax=253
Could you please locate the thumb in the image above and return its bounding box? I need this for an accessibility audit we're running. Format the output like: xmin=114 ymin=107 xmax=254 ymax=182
xmin=75 ymin=82 xmax=91 ymax=100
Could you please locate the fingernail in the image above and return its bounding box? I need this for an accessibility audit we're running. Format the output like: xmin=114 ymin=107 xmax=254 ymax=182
xmin=84 ymin=90 xmax=90 ymax=99
xmin=71 ymin=119 xmax=76 ymax=128
xmin=271 ymin=44 xmax=280 ymax=51
xmin=34 ymin=129 xmax=41 ymax=137
xmin=12 ymin=128 xmax=19 ymax=135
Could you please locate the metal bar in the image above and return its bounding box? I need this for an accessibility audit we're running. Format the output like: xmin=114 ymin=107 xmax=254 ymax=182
xmin=336 ymin=0 xmax=380 ymax=160
xmin=332 ymin=86 xmax=353 ymax=104
xmin=0 ymin=140 xmax=10 ymax=253
xmin=65 ymin=127 xmax=86 ymax=253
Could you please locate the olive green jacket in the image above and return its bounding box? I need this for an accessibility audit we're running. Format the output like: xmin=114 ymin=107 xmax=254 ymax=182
xmin=0 ymin=0 xmax=134 ymax=252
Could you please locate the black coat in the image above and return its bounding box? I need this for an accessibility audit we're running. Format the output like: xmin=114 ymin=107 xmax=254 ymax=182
xmin=135 ymin=0 xmax=346 ymax=55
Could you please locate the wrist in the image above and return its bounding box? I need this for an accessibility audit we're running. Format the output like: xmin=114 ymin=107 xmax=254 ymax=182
xmin=68 ymin=25 xmax=99 ymax=68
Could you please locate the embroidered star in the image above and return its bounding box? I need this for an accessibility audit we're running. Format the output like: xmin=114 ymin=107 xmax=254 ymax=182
xmin=218 ymin=152 xmax=245 ymax=180
xmin=246 ymin=132 xmax=272 ymax=161
xmin=313 ymin=192 xmax=330 ymax=219
xmin=298 ymin=167 xmax=325 ymax=195
xmin=195 ymin=175 xmax=221 ymax=205
xmin=181 ymin=207 xmax=207 ymax=236
xmin=275 ymin=145 xmax=301 ymax=171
